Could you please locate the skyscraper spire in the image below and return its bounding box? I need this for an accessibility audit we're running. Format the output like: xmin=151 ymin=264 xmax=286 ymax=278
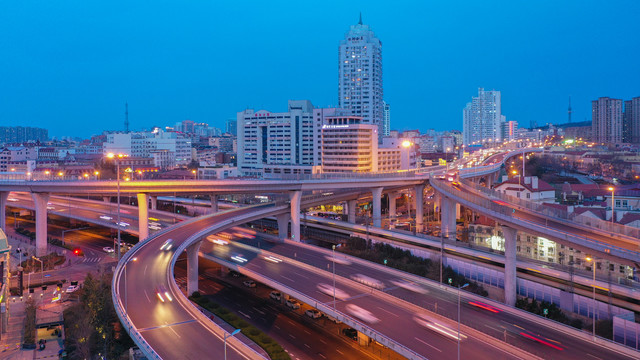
xmin=358 ymin=12 xmax=362 ymax=25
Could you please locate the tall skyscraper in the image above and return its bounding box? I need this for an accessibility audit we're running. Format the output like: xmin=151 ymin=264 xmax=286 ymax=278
xmin=338 ymin=14 xmax=383 ymax=139
xmin=624 ymin=97 xmax=640 ymax=144
xmin=462 ymin=88 xmax=504 ymax=146
xmin=592 ymin=97 xmax=623 ymax=144
xmin=382 ymin=101 xmax=391 ymax=136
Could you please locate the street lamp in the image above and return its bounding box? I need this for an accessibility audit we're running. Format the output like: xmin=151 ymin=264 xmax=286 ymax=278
xmin=586 ymin=256 xmax=597 ymax=339
xmin=192 ymin=169 xmax=197 ymax=179
xmin=332 ymin=244 xmax=336 ymax=310
xmin=94 ymin=171 xmax=100 ymax=180
xmin=608 ymin=187 xmax=615 ymax=224
xmin=458 ymin=283 xmax=469 ymax=360
xmin=224 ymin=328 xmax=241 ymax=360
xmin=107 ymin=152 xmax=128 ymax=260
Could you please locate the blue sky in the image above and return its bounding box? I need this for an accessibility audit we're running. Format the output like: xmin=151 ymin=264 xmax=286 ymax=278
xmin=1 ymin=1 xmax=639 ymax=139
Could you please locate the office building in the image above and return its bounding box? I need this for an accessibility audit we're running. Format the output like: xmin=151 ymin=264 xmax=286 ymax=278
xmin=103 ymin=129 xmax=192 ymax=168
xmin=321 ymin=116 xmax=379 ymax=173
xmin=338 ymin=15 xmax=383 ymax=138
xmin=592 ymin=97 xmax=623 ymax=144
xmin=225 ymin=119 xmax=237 ymax=136
xmin=463 ymin=88 xmax=505 ymax=146
xmin=237 ymin=100 xmax=322 ymax=177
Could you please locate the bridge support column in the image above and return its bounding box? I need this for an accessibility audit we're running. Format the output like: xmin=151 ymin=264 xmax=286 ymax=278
xmin=210 ymin=194 xmax=218 ymax=213
xmin=276 ymin=213 xmax=290 ymax=241
xmin=0 ymin=191 xmax=8 ymax=232
xmin=347 ymin=200 xmax=357 ymax=223
xmin=136 ymin=193 xmax=149 ymax=241
xmin=103 ymin=196 xmax=110 ymax=203
xmin=441 ymin=196 xmax=456 ymax=239
xmin=415 ymin=184 xmax=425 ymax=233
xmin=388 ymin=193 xmax=397 ymax=228
xmin=31 ymin=193 xmax=50 ymax=257
xmin=372 ymin=187 xmax=383 ymax=228
xmin=502 ymin=225 xmax=517 ymax=306
xmin=187 ymin=241 xmax=201 ymax=296
xmin=150 ymin=196 xmax=157 ymax=210
xmin=289 ymin=191 xmax=301 ymax=241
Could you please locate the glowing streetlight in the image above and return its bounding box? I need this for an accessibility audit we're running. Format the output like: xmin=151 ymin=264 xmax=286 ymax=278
xmin=585 ymin=256 xmax=597 ymax=339
xmin=402 ymin=140 xmax=412 ymax=148
xmin=608 ymin=187 xmax=615 ymax=224
xmin=106 ymin=152 xmax=128 ymax=260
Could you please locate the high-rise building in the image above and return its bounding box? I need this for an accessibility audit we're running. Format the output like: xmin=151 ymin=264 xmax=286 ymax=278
xmin=382 ymin=101 xmax=391 ymax=136
xmin=237 ymin=100 xmax=323 ymax=177
xmin=225 ymin=119 xmax=237 ymax=136
xmin=0 ymin=126 xmax=48 ymax=145
xmin=463 ymin=88 xmax=504 ymax=146
xmin=624 ymin=97 xmax=640 ymax=144
xmin=338 ymin=15 xmax=383 ymax=138
xmin=592 ymin=97 xmax=623 ymax=144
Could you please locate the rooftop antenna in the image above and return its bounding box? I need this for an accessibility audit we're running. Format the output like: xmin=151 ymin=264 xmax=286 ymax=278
xmin=358 ymin=12 xmax=363 ymax=25
xmin=568 ymin=96 xmax=572 ymax=124
xmin=124 ymin=101 xmax=129 ymax=132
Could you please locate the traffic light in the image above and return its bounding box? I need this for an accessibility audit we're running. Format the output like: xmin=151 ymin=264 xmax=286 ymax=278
xmin=73 ymin=248 xmax=83 ymax=256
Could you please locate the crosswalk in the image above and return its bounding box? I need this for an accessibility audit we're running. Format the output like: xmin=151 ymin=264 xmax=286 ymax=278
xmin=82 ymin=257 xmax=101 ymax=263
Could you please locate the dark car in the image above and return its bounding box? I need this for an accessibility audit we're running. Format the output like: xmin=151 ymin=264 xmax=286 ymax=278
xmin=228 ymin=270 xmax=242 ymax=278
xmin=342 ymin=328 xmax=357 ymax=341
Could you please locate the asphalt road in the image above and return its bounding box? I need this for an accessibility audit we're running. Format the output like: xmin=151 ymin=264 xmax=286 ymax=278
xmin=215 ymin=236 xmax=637 ymax=360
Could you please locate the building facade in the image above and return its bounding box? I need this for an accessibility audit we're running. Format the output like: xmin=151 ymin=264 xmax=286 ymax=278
xmin=0 ymin=126 xmax=48 ymax=145
xmin=338 ymin=15 xmax=383 ymax=137
xmin=592 ymin=97 xmax=623 ymax=145
xmin=382 ymin=101 xmax=391 ymax=136
xmin=624 ymin=97 xmax=640 ymax=144
xmin=321 ymin=116 xmax=379 ymax=173
xmin=463 ymin=88 xmax=504 ymax=146
xmin=103 ymin=129 xmax=192 ymax=167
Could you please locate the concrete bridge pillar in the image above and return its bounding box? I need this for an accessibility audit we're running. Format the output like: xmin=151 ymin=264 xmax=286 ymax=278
xmin=136 ymin=193 xmax=149 ymax=241
xmin=0 ymin=191 xmax=8 ymax=233
xmin=441 ymin=196 xmax=456 ymax=239
xmin=103 ymin=196 xmax=111 ymax=203
xmin=347 ymin=199 xmax=357 ymax=223
xmin=372 ymin=187 xmax=383 ymax=228
xmin=502 ymin=225 xmax=518 ymax=306
xmin=289 ymin=191 xmax=301 ymax=241
xmin=31 ymin=192 xmax=50 ymax=257
xmin=388 ymin=193 xmax=397 ymax=219
xmin=415 ymin=184 xmax=425 ymax=232
xmin=150 ymin=196 xmax=157 ymax=210
xmin=276 ymin=213 xmax=290 ymax=241
xmin=186 ymin=241 xmax=201 ymax=296
xmin=210 ymin=194 xmax=218 ymax=213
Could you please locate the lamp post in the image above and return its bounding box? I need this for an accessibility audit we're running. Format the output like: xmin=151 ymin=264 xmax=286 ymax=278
xmin=586 ymin=256 xmax=596 ymax=339
xmin=61 ymin=227 xmax=90 ymax=246
xmin=224 ymin=328 xmax=241 ymax=360
xmin=608 ymin=187 xmax=615 ymax=224
xmin=458 ymin=283 xmax=469 ymax=360
xmin=107 ymin=153 xmax=127 ymax=260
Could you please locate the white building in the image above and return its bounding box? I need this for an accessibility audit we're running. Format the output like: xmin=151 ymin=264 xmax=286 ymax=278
xmin=103 ymin=130 xmax=192 ymax=168
xmin=378 ymin=138 xmax=417 ymax=172
xmin=494 ymin=176 xmax=555 ymax=203
xmin=237 ymin=100 xmax=322 ymax=177
xmin=321 ymin=116 xmax=379 ymax=173
xmin=463 ymin=88 xmax=505 ymax=146
xmin=197 ymin=165 xmax=238 ymax=180
xmin=382 ymin=101 xmax=391 ymax=136
xmin=0 ymin=147 xmax=37 ymax=172
xmin=338 ymin=15 xmax=383 ymax=138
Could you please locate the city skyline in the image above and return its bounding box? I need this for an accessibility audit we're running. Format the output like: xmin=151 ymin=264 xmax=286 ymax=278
xmin=1 ymin=1 xmax=639 ymax=139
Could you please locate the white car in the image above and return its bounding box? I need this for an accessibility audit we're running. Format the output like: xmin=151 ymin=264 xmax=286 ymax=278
xmin=99 ymin=215 xmax=113 ymax=220
xmin=270 ymin=291 xmax=281 ymax=301
xmin=317 ymin=283 xmax=350 ymax=300
xmin=324 ymin=255 xmax=352 ymax=265
xmin=390 ymin=279 xmax=428 ymax=294
xmin=305 ymin=309 xmax=322 ymax=319
xmin=286 ymin=299 xmax=301 ymax=309
xmin=346 ymin=304 xmax=380 ymax=324
xmin=117 ymin=221 xmax=130 ymax=227
xmin=413 ymin=313 xmax=467 ymax=341
xmin=102 ymin=247 xmax=114 ymax=253
xmin=149 ymin=224 xmax=162 ymax=230
xmin=66 ymin=285 xmax=80 ymax=293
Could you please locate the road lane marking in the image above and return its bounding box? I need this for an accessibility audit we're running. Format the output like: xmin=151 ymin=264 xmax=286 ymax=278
xmin=252 ymin=307 xmax=265 ymax=315
xmin=238 ymin=311 xmax=251 ymax=319
xmin=304 ymin=330 xmax=311 ymax=335
xmin=586 ymin=354 xmax=602 ymax=360
xmin=138 ymin=319 xmax=196 ymax=332
xmin=376 ymin=306 xmax=399 ymax=317
xmin=168 ymin=326 xmax=181 ymax=338
xmin=281 ymin=275 xmax=295 ymax=282
xmin=144 ymin=290 xmax=150 ymax=302
xmin=275 ymin=325 xmax=280 ymax=330
xmin=336 ymin=350 xmax=344 ymax=355
xmin=318 ymin=354 xmax=326 ymax=359
xmin=319 ymin=339 xmax=327 ymax=345
xmin=414 ymin=337 xmax=442 ymax=352
xmin=289 ymin=334 xmax=296 ymax=339
xmin=484 ymin=324 xmax=502 ymax=332
xmin=304 ymin=344 xmax=310 ymax=349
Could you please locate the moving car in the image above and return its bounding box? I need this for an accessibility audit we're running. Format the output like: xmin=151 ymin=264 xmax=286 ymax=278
xmin=270 ymin=291 xmax=281 ymax=301
xmin=156 ymin=285 xmax=173 ymax=303
xmin=243 ymin=280 xmax=256 ymax=288
xmin=102 ymin=247 xmax=114 ymax=253
xmin=66 ymin=285 xmax=80 ymax=293
xmin=160 ymin=239 xmax=174 ymax=251
xmin=346 ymin=304 xmax=380 ymax=324
xmin=286 ymin=299 xmax=301 ymax=309
xmin=316 ymin=283 xmax=350 ymax=300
